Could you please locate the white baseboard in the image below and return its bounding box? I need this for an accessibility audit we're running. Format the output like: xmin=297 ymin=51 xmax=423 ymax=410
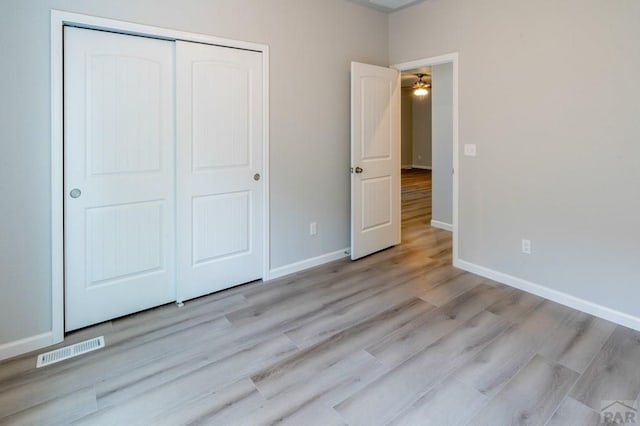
xmin=412 ymin=165 xmax=432 ymax=170
xmin=0 ymin=332 xmax=53 ymax=362
xmin=268 ymin=248 xmax=349 ymax=281
xmin=454 ymin=259 xmax=640 ymax=332
xmin=401 ymin=165 xmax=413 ymax=170
xmin=431 ymin=220 xmax=453 ymax=232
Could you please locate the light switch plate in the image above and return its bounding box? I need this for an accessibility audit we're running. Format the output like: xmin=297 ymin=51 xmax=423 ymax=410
xmin=464 ymin=144 xmax=477 ymax=157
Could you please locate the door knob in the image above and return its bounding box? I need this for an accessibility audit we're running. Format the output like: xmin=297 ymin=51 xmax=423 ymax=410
xmin=69 ymin=188 xmax=82 ymax=198
xmin=254 ymin=173 xmax=261 ymax=181
xmin=354 ymin=167 xmax=364 ymax=174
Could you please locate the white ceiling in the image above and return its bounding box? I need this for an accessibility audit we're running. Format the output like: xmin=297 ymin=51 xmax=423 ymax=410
xmin=346 ymin=0 xmax=428 ymax=13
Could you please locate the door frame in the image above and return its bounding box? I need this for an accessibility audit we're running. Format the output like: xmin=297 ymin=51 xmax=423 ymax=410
xmin=391 ymin=53 xmax=459 ymax=263
xmin=51 ymin=10 xmax=271 ymax=344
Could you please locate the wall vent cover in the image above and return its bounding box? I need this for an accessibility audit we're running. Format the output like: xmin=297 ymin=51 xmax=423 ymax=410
xmin=36 ymin=336 xmax=105 ymax=368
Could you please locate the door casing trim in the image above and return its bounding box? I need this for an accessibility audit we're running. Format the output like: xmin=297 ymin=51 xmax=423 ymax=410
xmin=51 ymin=10 xmax=271 ymax=344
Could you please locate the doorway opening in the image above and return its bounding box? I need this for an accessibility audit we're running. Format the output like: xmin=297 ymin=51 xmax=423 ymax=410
xmin=393 ymin=54 xmax=459 ymax=262
xmin=400 ymin=67 xmax=432 ymax=172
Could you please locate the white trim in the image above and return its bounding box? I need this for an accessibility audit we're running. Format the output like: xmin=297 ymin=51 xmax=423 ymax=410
xmin=393 ymin=53 xmax=459 ymax=71
xmin=401 ymin=165 xmax=413 ymax=169
xmin=0 ymin=332 xmax=53 ymax=362
xmin=51 ymin=10 xmax=271 ymax=346
xmin=268 ymin=249 xmax=349 ymax=281
xmin=392 ymin=53 xmax=460 ymax=263
xmin=455 ymin=259 xmax=640 ymax=332
xmin=51 ymin=12 xmax=64 ymax=346
xmin=51 ymin=10 xmax=267 ymax=51
xmin=430 ymin=220 xmax=453 ymax=232
xmin=262 ymin=46 xmax=271 ymax=281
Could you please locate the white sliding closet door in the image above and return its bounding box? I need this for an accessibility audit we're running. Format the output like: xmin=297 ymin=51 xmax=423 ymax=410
xmin=64 ymin=27 xmax=176 ymax=331
xmin=176 ymin=41 xmax=264 ymax=302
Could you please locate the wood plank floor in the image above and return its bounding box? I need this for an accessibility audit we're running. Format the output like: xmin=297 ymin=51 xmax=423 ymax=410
xmin=1 ymin=169 xmax=638 ymax=425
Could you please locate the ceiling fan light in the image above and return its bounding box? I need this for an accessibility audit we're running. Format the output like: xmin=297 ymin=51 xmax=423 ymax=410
xmin=412 ymin=73 xmax=429 ymax=97
xmin=414 ymin=87 xmax=428 ymax=96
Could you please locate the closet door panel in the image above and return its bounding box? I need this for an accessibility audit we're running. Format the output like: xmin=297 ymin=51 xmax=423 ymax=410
xmin=192 ymin=62 xmax=250 ymax=169
xmin=64 ymin=27 xmax=176 ymax=331
xmin=176 ymin=41 xmax=263 ymax=301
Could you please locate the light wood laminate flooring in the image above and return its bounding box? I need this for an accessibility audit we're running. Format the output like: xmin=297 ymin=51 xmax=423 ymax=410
xmin=0 ymin=169 xmax=637 ymax=425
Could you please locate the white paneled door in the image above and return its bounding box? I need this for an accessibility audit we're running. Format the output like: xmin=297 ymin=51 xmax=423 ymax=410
xmin=350 ymin=62 xmax=401 ymax=260
xmin=176 ymin=41 xmax=263 ymax=302
xmin=64 ymin=28 xmax=264 ymax=331
xmin=64 ymin=28 xmax=176 ymax=331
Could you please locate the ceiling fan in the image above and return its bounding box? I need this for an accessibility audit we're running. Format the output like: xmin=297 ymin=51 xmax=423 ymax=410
xmin=413 ymin=73 xmax=431 ymax=96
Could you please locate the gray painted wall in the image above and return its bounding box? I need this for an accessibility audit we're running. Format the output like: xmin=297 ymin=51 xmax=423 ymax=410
xmin=431 ymin=63 xmax=453 ymax=225
xmin=412 ymin=93 xmax=432 ymax=168
xmin=401 ymin=89 xmax=414 ymax=167
xmin=390 ymin=0 xmax=640 ymax=319
xmin=0 ymin=0 xmax=388 ymax=346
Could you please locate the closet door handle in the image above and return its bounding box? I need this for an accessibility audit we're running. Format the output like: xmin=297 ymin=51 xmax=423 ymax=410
xmin=254 ymin=173 xmax=261 ymax=181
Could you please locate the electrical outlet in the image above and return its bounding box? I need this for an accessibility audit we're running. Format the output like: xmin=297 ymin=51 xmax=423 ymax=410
xmin=521 ymin=239 xmax=532 ymax=254
xmin=310 ymin=222 xmax=317 ymax=236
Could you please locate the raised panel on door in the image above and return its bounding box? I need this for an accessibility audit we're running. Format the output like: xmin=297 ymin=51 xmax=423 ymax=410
xmin=351 ymin=62 xmax=401 ymax=260
xmin=64 ymin=27 xmax=176 ymax=331
xmin=176 ymin=41 xmax=263 ymax=302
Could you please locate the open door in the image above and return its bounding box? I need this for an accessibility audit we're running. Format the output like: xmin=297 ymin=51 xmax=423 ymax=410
xmin=350 ymin=62 xmax=401 ymax=260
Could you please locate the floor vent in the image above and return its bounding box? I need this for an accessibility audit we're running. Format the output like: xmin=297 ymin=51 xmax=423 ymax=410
xmin=36 ymin=336 xmax=105 ymax=368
